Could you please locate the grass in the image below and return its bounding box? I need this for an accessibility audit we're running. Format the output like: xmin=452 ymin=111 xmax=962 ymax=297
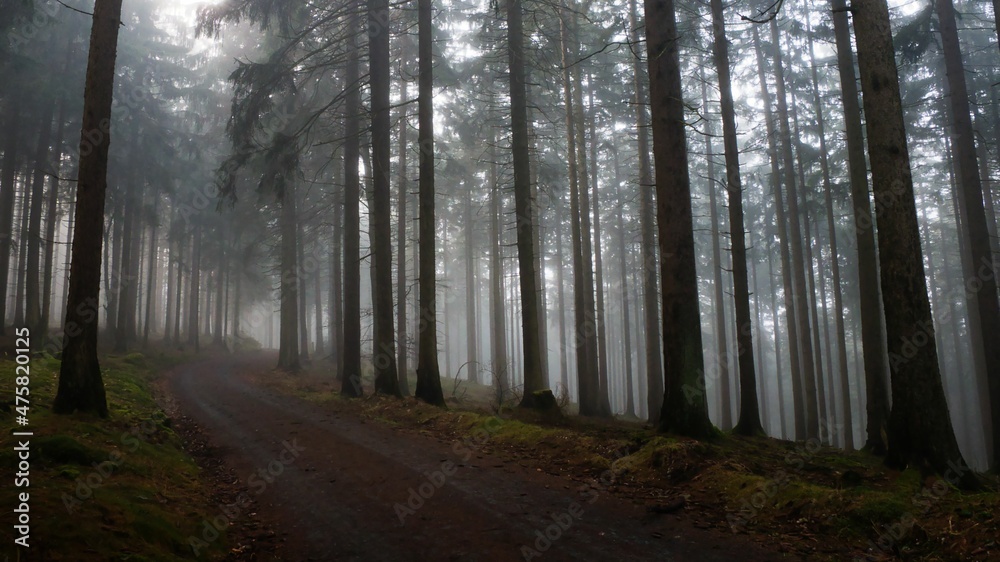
xmin=0 ymin=349 xmax=225 ymax=561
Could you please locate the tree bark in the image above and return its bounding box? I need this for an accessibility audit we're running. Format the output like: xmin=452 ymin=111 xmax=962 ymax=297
xmin=644 ymin=0 xmax=713 ymax=437
xmin=708 ymin=0 xmax=762 ymax=436
xmin=934 ymin=0 xmax=1000 ymax=470
xmin=370 ymin=0 xmax=400 ymax=396
xmin=0 ymin=101 xmax=22 ymax=336
xmin=341 ymin=23 xmax=363 ymax=397
xmin=807 ymin=11 xmax=854 ymax=448
xmin=629 ymin=0 xmax=663 ymax=423
xmin=831 ymin=0 xmax=889 ymax=453
xmin=53 ymin=0 xmax=124 ymax=417
xmin=700 ymin=75 xmax=732 ymax=430
xmin=26 ymin=103 xmax=55 ymax=335
xmin=415 ymin=0 xmax=445 ymax=406
xmin=769 ymin=19 xmax=820 ymax=440
xmin=753 ymin=26 xmax=803 ymax=439
xmin=852 ymin=0 xmax=974 ymax=484
xmin=507 ymin=0 xmax=547 ymax=407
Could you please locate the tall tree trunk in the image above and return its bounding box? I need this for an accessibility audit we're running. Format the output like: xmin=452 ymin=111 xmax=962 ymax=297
xmin=587 ymin=76 xmax=612 ymax=415
xmin=465 ymin=182 xmax=479 ymax=384
xmin=396 ymin=82 xmax=410 ymax=395
xmin=277 ymin=179 xmax=299 ymax=370
xmin=611 ymin=146 xmax=636 ymax=418
xmin=331 ymin=154 xmax=343 ymax=370
xmin=53 ymin=0 xmax=124 ymax=417
xmin=415 ymin=0 xmax=445 ymax=406
xmin=644 ymin=0 xmax=713 ymax=437
xmin=831 ymin=0 xmax=889 ymax=453
xmin=115 ymin=165 xmax=142 ymax=353
xmin=188 ymin=224 xmax=202 ymax=353
xmin=142 ymin=195 xmax=159 ymax=347
xmin=173 ymin=230 xmax=185 ymax=346
xmin=489 ymin=136 xmax=509 ymax=395
xmin=934 ymin=0 xmax=1000 ymax=470
xmin=769 ymin=19 xmax=820 ymax=440
xmin=370 ymin=0 xmax=399 ymax=396
xmin=852 ymin=0 xmax=974 ymax=485
xmin=0 ymin=102 xmax=22 ymax=336
xmin=298 ymin=219 xmax=310 ymax=360
xmin=106 ymin=190 xmax=123 ymax=334
xmin=214 ymin=232 xmax=225 ymax=346
xmin=629 ymin=0 xmax=663 ymax=423
xmin=41 ymin=95 xmax=68 ymax=336
xmin=560 ymin=6 xmax=598 ymax=415
xmin=14 ymin=174 xmax=32 ymax=328
xmin=26 ymin=103 xmax=54 ymax=335
xmin=807 ymin=13 xmax=854 ymax=448
xmin=554 ymin=209 xmax=569 ymax=395
xmin=341 ymin=25 xmax=363 ymax=397
xmin=753 ymin=26 xmax=803 ymax=439
xmin=507 ymin=0 xmax=546 ymax=407
xmin=709 ymin=0 xmax=762 ymax=435
xmin=700 ymin=76 xmax=732 ymax=430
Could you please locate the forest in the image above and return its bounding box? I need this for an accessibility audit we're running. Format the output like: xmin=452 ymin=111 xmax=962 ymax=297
xmin=1 ymin=0 xmax=999 ymax=559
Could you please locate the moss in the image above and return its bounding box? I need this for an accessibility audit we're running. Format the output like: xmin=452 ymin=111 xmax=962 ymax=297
xmin=35 ymin=435 xmax=105 ymax=466
xmin=0 ymin=349 xmax=224 ymax=561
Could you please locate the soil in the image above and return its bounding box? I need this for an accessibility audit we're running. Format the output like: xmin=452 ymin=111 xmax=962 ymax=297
xmin=162 ymin=352 xmax=800 ymax=561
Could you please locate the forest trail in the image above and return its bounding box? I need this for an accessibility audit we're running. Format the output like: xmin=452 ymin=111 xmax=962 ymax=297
xmin=165 ymin=353 xmax=796 ymax=562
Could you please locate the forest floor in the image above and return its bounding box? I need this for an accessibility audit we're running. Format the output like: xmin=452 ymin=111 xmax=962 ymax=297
xmin=6 ymin=346 xmax=997 ymax=561
xmin=207 ymin=351 xmax=1000 ymax=562
xmin=162 ymin=351 xmax=801 ymax=561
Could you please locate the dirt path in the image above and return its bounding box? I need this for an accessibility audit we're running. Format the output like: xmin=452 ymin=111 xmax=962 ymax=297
xmin=166 ymin=353 xmax=797 ymax=561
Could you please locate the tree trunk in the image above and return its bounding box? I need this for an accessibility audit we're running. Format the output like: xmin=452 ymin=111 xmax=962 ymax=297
xmin=629 ymin=0 xmax=664 ymax=423
xmin=341 ymin=23 xmax=363 ymax=397
xmin=489 ymin=136 xmax=509 ymax=395
xmin=507 ymin=0 xmax=546 ymax=407
xmin=852 ymin=0 xmax=974 ymax=485
xmin=396 ymin=80 xmax=410 ymax=395
xmin=934 ymin=0 xmax=1000 ymax=470
xmin=465 ymin=181 xmax=479 ymax=384
xmin=41 ymin=95 xmax=68 ymax=336
xmin=188 ymin=224 xmax=202 ymax=353
xmin=753 ymin=26 xmax=803 ymax=439
xmin=214 ymin=231 xmax=225 ymax=346
xmin=611 ymin=146 xmax=637 ymax=417
xmin=769 ymin=19 xmax=820 ymax=440
xmin=587 ymin=76 xmax=612 ymax=416
xmin=142 ymin=195 xmax=159 ymax=347
xmin=709 ymin=0 xmax=762 ymax=435
xmin=415 ymin=0 xmax=445 ymax=406
xmin=0 ymin=102 xmax=22 ymax=336
xmin=807 ymin=13 xmax=854 ymax=448
xmin=26 ymin=103 xmax=54 ymax=335
xmin=831 ymin=0 xmax=889 ymax=453
xmin=700 ymin=75 xmax=732 ymax=430
xmin=644 ymin=0 xmax=713 ymax=437
xmin=277 ymin=179 xmax=299 ymax=370
xmin=370 ymin=0 xmax=400 ymax=396
xmin=53 ymin=0 xmax=124 ymax=417
xmin=14 ymin=173 xmax=32 ymax=328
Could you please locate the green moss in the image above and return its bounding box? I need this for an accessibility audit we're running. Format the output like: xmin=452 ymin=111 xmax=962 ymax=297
xmin=0 ymin=349 xmax=224 ymax=561
xmin=35 ymin=435 xmax=105 ymax=466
